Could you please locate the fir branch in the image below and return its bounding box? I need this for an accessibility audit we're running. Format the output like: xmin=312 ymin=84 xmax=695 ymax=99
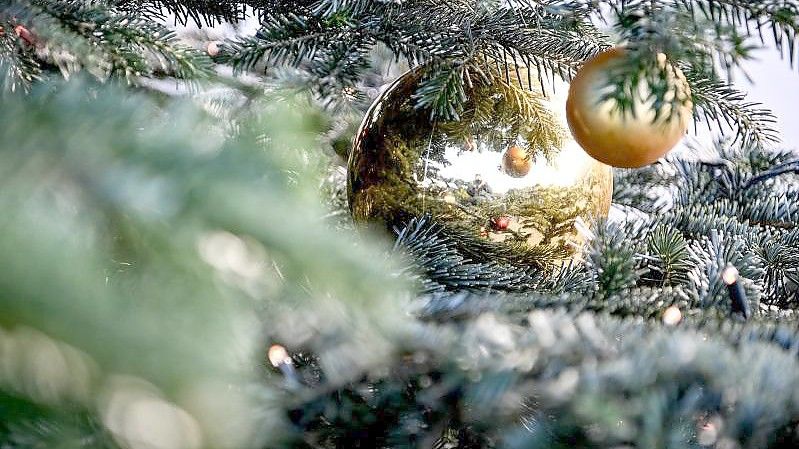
xmin=644 ymin=225 xmax=692 ymax=286
xmin=411 ymin=61 xmax=468 ymax=120
xmin=743 ymin=159 xmax=799 ymax=189
xmin=674 ymin=0 xmax=799 ymax=66
xmin=113 ymin=0 xmax=246 ymax=27
xmin=393 ymin=215 xmax=567 ymax=293
xmin=586 ymin=221 xmax=640 ymax=297
xmin=685 ymin=68 xmax=780 ymax=147
xmin=0 ymin=0 xmax=212 ymax=90
xmin=223 ymin=12 xmax=350 ymax=70
xmin=224 ymin=0 xmax=609 ymax=118
xmin=480 ymin=5 xmax=610 ymax=85
xmin=0 ymin=22 xmax=42 ymax=92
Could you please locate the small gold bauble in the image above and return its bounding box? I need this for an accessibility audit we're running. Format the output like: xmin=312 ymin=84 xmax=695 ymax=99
xmin=502 ymin=145 xmax=532 ymax=178
xmin=348 ymin=66 xmax=613 ymax=265
xmin=566 ymin=47 xmax=693 ymax=168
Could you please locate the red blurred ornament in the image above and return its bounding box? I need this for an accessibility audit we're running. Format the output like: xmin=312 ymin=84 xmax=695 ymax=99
xmin=14 ymin=25 xmax=36 ymax=46
xmin=491 ymin=216 xmax=511 ymax=231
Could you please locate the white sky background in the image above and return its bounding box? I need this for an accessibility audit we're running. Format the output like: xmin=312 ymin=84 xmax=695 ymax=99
xmin=735 ymin=48 xmax=798 ymax=150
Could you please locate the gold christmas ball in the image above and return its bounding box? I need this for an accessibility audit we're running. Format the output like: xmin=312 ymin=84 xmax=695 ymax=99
xmin=502 ymin=145 xmax=532 ymax=178
xmin=348 ymin=67 xmax=613 ymax=266
xmin=566 ymin=47 xmax=693 ymax=168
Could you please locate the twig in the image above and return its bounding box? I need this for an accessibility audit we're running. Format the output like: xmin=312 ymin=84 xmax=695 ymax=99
xmin=742 ymin=159 xmax=799 ymax=190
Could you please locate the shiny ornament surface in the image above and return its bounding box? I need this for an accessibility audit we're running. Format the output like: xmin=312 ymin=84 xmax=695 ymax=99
xmin=566 ymin=47 xmax=693 ymax=168
xmin=348 ymin=67 xmax=613 ymax=265
xmin=502 ymin=145 xmax=532 ymax=178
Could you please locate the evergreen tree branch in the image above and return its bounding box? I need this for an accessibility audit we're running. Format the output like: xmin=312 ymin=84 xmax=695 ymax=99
xmin=0 ymin=21 xmax=42 ymax=92
xmin=685 ymin=69 xmax=780 ymax=147
xmin=0 ymin=0 xmax=212 ymax=91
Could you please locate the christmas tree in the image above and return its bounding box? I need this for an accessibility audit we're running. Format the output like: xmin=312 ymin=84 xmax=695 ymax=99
xmin=2 ymin=1 xmax=799 ymax=448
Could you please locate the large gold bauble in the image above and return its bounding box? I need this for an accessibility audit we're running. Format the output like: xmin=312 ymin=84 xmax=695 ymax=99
xmin=348 ymin=67 xmax=613 ymax=266
xmin=566 ymin=47 xmax=693 ymax=168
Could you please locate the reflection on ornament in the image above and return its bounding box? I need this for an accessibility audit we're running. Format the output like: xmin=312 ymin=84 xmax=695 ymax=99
xmin=662 ymin=305 xmax=682 ymax=326
xmin=14 ymin=25 xmax=37 ymax=46
xmin=491 ymin=215 xmax=511 ymax=231
xmin=348 ymin=66 xmax=613 ymax=265
xmin=566 ymin=47 xmax=693 ymax=168
xmin=267 ymin=344 xmax=290 ymax=367
xmin=206 ymin=41 xmax=220 ymax=57
xmin=502 ymin=145 xmax=532 ymax=178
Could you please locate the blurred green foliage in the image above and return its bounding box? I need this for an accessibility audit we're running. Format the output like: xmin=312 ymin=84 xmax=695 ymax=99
xmin=0 ymin=78 xmax=409 ymax=448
